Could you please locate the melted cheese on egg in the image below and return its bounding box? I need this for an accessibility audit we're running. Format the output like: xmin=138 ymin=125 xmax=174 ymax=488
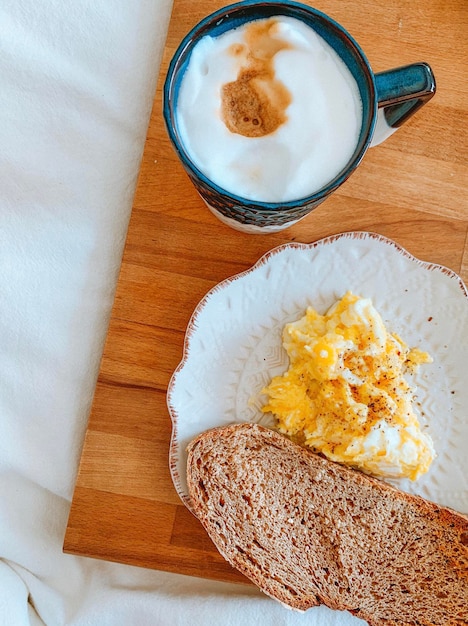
xmin=262 ymin=292 xmax=435 ymax=480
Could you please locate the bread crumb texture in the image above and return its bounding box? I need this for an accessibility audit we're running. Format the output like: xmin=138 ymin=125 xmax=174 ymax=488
xmin=187 ymin=424 xmax=468 ymax=625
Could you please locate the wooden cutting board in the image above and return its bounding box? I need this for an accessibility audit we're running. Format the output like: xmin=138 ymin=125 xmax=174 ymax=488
xmin=63 ymin=0 xmax=468 ymax=584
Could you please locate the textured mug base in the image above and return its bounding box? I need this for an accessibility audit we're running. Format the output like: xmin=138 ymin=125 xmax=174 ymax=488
xmin=202 ymin=198 xmax=302 ymax=234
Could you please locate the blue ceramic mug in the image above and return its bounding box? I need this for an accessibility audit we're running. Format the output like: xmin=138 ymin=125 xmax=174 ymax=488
xmin=163 ymin=0 xmax=435 ymax=234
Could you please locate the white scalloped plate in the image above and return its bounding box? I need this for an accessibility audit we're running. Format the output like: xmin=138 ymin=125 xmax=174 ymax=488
xmin=167 ymin=232 xmax=468 ymax=516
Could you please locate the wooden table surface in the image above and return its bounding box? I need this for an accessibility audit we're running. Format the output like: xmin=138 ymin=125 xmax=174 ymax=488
xmin=64 ymin=0 xmax=467 ymax=584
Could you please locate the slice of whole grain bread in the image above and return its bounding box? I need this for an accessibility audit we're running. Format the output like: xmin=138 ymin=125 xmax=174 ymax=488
xmin=186 ymin=423 xmax=468 ymax=625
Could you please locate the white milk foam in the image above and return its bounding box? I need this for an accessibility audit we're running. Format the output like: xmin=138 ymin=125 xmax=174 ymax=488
xmin=176 ymin=16 xmax=362 ymax=203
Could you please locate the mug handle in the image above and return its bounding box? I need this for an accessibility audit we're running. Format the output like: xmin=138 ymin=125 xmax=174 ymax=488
xmin=370 ymin=62 xmax=436 ymax=147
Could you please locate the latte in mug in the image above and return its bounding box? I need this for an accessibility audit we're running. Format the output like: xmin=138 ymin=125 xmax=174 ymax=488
xmin=176 ymin=16 xmax=362 ymax=203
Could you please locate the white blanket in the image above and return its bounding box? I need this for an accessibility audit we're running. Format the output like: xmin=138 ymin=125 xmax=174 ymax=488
xmin=0 ymin=1 xmax=362 ymax=624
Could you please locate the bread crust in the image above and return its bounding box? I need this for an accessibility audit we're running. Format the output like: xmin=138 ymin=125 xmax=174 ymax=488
xmin=186 ymin=423 xmax=468 ymax=625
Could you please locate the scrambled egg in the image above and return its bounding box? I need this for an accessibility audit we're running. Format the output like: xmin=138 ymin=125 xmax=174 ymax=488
xmin=262 ymin=292 xmax=435 ymax=480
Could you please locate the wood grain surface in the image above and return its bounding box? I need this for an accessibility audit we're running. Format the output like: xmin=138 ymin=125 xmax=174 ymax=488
xmin=64 ymin=0 xmax=468 ymax=584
